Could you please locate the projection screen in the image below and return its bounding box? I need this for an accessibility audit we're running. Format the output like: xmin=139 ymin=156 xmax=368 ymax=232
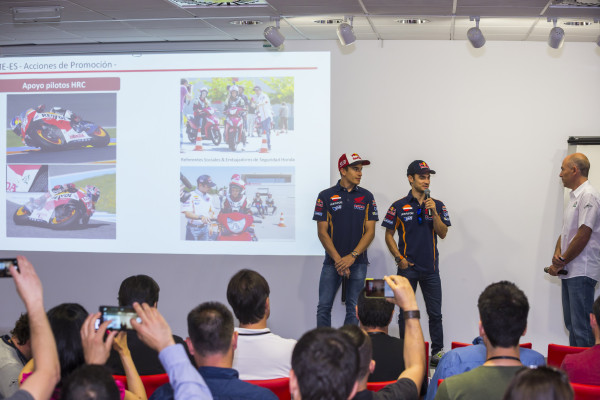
xmin=1 ymin=52 xmax=330 ymax=255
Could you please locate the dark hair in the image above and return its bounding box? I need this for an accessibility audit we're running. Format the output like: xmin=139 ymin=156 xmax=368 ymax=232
xmin=356 ymin=288 xmax=394 ymax=328
xmin=47 ymin=303 xmax=88 ymax=382
xmin=503 ymin=366 xmax=573 ymax=400
xmin=62 ymin=364 xmax=120 ymax=400
xmin=226 ymin=269 xmax=270 ymax=324
xmin=118 ymin=275 xmax=160 ymax=307
xmin=478 ymin=281 xmax=529 ymax=348
xmin=593 ymin=295 xmax=600 ymax=326
xmin=11 ymin=313 xmax=30 ymax=346
xmin=291 ymin=327 xmax=358 ymax=400
xmin=187 ymin=302 xmax=233 ymax=357
xmin=339 ymin=324 xmax=372 ymax=381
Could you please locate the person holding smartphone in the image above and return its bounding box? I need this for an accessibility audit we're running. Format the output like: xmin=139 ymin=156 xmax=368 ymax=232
xmin=381 ymin=160 xmax=451 ymax=367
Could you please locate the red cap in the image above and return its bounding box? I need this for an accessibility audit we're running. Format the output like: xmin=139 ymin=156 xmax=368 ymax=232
xmin=338 ymin=153 xmax=371 ymax=171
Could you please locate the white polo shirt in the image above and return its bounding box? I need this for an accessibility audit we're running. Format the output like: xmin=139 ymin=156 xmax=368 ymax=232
xmin=561 ymin=180 xmax=600 ymax=281
xmin=232 ymin=327 xmax=296 ymax=380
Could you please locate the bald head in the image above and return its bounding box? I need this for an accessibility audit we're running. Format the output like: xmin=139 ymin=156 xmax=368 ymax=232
xmin=565 ymin=153 xmax=590 ymax=178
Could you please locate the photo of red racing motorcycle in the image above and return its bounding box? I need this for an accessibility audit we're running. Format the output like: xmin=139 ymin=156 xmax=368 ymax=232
xmin=10 ymin=105 xmax=110 ymax=151
xmin=13 ymin=183 xmax=100 ymax=229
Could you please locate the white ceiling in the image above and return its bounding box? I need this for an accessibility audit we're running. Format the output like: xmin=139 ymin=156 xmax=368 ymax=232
xmin=0 ymin=0 xmax=599 ymax=52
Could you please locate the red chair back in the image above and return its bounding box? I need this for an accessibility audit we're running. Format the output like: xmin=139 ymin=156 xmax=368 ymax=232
xmin=366 ymin=380 xmax=396 ymax=392
xmin=425 ymin=341 xmax=429 ymax=374
xmin=113 ymin=373 xmax=169 ymax=397
xmin=246 ymin=377 xmax=291 ymax=400
xmin=571 ymin=383 xmax=600 ymax=400
xmin=547 ymin=344 xmax=589 ymax=367
xmin=451 ymin=341 xmax=533 ymax=350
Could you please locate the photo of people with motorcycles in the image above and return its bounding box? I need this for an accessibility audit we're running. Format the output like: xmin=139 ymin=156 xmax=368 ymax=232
xmin=180 ymin=77 xmax=294 ymax=155
xmin=180 ymin=166 xmax=295 ymax=242
xmin=6 ymin=93 xmax=117 ymax=164
xmin=6 ymin=165 xmax=116 ymax=239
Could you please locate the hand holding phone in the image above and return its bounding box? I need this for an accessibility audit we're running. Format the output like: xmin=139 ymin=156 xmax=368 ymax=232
xmin=364 ymin=278 xmax=394 ymax=298
xmin=99 ymin=306 xmax=141 ymax=331
xmin=0 ymin=259 xmax=19 ymax=278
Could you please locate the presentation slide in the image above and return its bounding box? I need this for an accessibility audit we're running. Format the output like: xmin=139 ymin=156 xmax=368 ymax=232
xmin=1 ymin=52 xmax=330 ymax=255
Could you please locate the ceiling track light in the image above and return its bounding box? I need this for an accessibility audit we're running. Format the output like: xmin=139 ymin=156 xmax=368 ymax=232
xmin=467 ymin=16 xmax=486 ymax=48
xmin=263 ymin=17 xmax=285 ymax=48
xmin=337 ymin=16 xmax=356 ymax=46
xmin=547 ymin=18 xmax=565 ymax=49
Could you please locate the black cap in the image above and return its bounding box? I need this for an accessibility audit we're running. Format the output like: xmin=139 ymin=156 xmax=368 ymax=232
xmin=407 ymin=160 xmax=436 ymax=176
xmin=197 ymin=175 xmax=216 ymax=187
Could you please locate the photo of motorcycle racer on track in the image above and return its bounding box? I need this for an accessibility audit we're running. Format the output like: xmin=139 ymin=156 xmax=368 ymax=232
xmin=13 ymin=183 xmax=99 ymax=229
xmin=10 ymin=105 xmax=110 ymax=151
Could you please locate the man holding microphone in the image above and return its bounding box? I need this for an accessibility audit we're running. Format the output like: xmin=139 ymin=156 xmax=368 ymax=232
xmin=382 ymin=160 xmax=451 ymax=367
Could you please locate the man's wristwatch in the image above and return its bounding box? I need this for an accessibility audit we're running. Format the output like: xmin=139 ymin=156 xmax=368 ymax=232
xmin=351 ymin=251 xmax=358 ymax=258
xmin=394 ymin=256 xmax=403 ymax=264
xmin=404 ymin=310 xmax=420 ymax=319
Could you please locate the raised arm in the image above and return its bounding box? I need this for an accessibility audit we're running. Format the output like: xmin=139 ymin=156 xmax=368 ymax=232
xmin=131 ymin=302 xmax=212 ymax=400
xmin=385 ymin=275 xmax=426 ymax=391
xmin=12 ymin=256 xmax=60 ymax=400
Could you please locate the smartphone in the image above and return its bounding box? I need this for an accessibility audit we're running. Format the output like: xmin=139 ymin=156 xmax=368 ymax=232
xmin=364 ymin=278 xmax=394 ymax=298
xmin=0 ymin=259 xmax=19 ymax=278
xmin=98 ymin=306 xmax=140 ymax=331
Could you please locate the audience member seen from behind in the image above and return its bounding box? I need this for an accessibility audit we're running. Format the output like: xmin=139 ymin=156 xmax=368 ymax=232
xmin=426 ymin=335 xmax=545 ymax=400
xmin=106 ymin=275 xmax=193 ymax=375
xmin=561 ymin=294 xmax=600 ymax=385
xmin=226 ymin=269 xmax=296 ymax=380
xmin=289 ymin=327 xmax=359 ymax=400
xmin=62 ymin=365 xmax=119 ymax=400
xmin=2 ymin=256 xmax=59 ymax=400
xmin=342 ymin=275 xmax=425 ymax=400
xmin=129 ymin=302 xmax=212 ymax=400
xmin=435 ymin=281 xmax=530 ymax=400
xmin=356 ymin=288 xmax=405 ymax=382
xmin=0 ymin=314 xmax=31 ymax=398
xmin=150 ymin=302 xmax=277 ymax=400
xmin=503 ymin=366 xmax=573 ymax=400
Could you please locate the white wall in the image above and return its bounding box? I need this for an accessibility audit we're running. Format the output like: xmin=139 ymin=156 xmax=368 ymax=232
xmin=1 ymin=40 xmax=600 ymax=357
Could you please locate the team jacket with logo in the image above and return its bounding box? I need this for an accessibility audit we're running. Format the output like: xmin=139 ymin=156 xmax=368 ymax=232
xmin=381 ymin=190 xmax=451 ymax=273
xmin=313 ymin=180 xmax=378 ymax=265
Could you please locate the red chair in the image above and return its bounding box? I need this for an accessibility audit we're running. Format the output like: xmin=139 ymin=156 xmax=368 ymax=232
xmin=547 ymin=344 xmax=589 ymax=367
xmin=366 ymin=380 xmax=396 ymax=392
xmin=113 ymin=373 xmax=169 ymax=398
xmin=571 ymin=383 xmax=600 ymax=400
xmin=425 ymin=341 xmax=429 ymax=374
xmin=246 ymin=377 xmax=291 ymax=400
xmin=451 ymin=341 xmax=533 ymax=350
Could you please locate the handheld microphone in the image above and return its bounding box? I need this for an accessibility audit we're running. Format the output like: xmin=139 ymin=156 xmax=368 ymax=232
xmin=544 ymin=267 xmax=568 ymax=276
xmin=424 ymin=189 xmax=432 ymax=216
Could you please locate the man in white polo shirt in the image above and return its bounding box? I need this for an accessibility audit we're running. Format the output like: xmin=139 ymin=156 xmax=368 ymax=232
xmin=181 ymin=174 xmax=219 ymax=241
xmin=548 ymin=153 xmax=600 ymax=347
xmin=226 ymin=269 xmax=296 ymax=380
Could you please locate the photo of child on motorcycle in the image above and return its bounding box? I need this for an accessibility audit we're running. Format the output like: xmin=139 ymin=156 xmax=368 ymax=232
xmin=224 ymin=86 xmax=248 ymax=150
xmin=192 ymin=87 xmax=210 ymax=134
xmin=265 ymin=193 xmax=277 ymax=215
xmin=221 ymin=174 xmax=252 ymax=215
xmin=251 ymin=193 xmax=266 ymax=219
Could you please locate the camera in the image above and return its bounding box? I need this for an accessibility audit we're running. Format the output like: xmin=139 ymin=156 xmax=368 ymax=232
xmin=98 ymin=306 xmax=141 ymax=331
xmin=0 ymin=259 xmax=19 ymax=278
xmin=364 ymin=278 xmax=394 ymax=298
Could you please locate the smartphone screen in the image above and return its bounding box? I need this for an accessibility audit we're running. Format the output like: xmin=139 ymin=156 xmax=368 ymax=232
xmin=99 ymin=306 xmax=140 ymax=330
xmin=0 ymin=259 xmax=18 ymax=278
xmin=364 ymin=278 xmax=394 ymax=298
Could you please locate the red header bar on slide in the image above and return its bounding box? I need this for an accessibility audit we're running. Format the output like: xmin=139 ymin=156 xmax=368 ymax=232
xmin=0 ymin=77 xmax=120 ymax=92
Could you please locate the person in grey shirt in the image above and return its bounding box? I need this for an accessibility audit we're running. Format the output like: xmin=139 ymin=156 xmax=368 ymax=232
xmin=0 ymin=314 xmax=31 ymax=398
